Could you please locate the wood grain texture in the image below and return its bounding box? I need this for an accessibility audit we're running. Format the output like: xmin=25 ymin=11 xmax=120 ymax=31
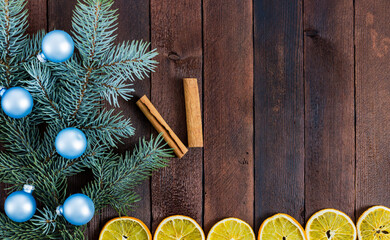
xmin=100 ymin=0 xmax=152 ymax=231
xmin=254 ymin=0 xmax=304 ymax=228
xmin=304 ymin=0 xmax=355 ymax=220
xmin=203 ymin=0 xmax=254 ymax=231
xmin=355 ymin=1 xmax=390 ymax=217
xmin=183 ymin=78 xmax=203 ymax=148
xmin=47 ymin=0 xmax=75 ymax=32
xmin=27 ymin=0 xmax=47 ymax=33
xmin=14 ymin=0 xmax=390 ymax=237
xmin=150 ymin=0 xmax=203 ymax=231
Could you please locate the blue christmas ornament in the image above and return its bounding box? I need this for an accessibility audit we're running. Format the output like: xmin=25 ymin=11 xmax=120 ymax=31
xmin=4 ymin=185 xmax=36 ymax=222
xmin=55 ymin=127 xmax=87 ymax=159
xmin=56 ymin=193 xmax=95 ymax=226
xmin=0 ymin=86 xmax=33 ymax=118
xmin=37 ymin=30 xmax=74 ymax=63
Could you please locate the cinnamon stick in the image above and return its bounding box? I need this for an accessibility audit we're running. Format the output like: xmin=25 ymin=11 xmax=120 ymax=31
xmin=136 ymin=95 xmax=188 ymax=158
xmin=183 ymin=78 xmax=203 ymax=147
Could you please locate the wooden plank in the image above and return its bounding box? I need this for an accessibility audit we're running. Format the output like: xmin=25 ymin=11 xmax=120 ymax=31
xmin=254 ymin=0 xmax=304 ymax=229
xmin=100 ymin=0 xmax=152 ymax=231
xmin=47 ymin=0 xmax=75 ymax=32
xmin=355 ymin=1 xmax=390 ymax=217
xmin=27 ymin=0 xmax=47 ymax=34
xmin=304 ymin=0 xmax=355 ymax=220
xmin=150 ymin=0 xmax=203 ymax=231
xmin=203 ymin=0 xmax=254 ymax=232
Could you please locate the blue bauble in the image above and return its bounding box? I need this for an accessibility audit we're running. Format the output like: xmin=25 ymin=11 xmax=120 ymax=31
xmin=37 ymin=30 xmax=74 ymax=63
xmin=56 ymin=193 xmax=95 ymax=226
xmin=55 ymin=127 xmax=87 ymax=159
xmin=4 ymin=185 xmax=36 ymax=222
xmin=1 ymin=87 xmax=33 ymax=118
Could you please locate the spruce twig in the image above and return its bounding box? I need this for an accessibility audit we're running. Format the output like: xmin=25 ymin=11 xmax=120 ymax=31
xmin=0 ymin=0 xmax=172 ymax=238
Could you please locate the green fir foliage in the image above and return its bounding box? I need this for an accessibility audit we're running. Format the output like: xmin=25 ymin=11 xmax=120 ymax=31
xmin=0 ymin=0 xmax=171 ymax=239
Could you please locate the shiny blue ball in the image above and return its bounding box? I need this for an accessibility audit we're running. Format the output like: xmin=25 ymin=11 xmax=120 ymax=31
xmin=1 ymin=87 xmax=33 ymax=118
xmin=57 ymin=193 xmax=95 ymax=226
xmin=4 ymin=185 xmax=36 ymax=222
xmin=38 ymin=30 xmax=74 ymax=63
xmin=55 ymin=127 xmax=87 ymax=159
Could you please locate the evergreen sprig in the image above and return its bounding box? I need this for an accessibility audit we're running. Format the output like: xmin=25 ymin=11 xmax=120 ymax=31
xmin=0 ymin=0 xmax=172 ymax=239
xmin=0 ymin=0 xmax=29 ymax=87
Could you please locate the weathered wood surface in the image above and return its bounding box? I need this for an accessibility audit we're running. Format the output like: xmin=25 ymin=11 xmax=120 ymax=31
xmin=254 ymin=0 xmax=304 ymax=229
xmin=355 ymin=0 xmax=390 ymax=217
xmin=304 ymin=0 xmax=355 ymax=220
xmin=203 ymin=0 xmax=254 ymax=233
xmin=2 ymin=0 xmax=390 ymax=238
xmin=150 ymin=0 xmax=203 ymax=231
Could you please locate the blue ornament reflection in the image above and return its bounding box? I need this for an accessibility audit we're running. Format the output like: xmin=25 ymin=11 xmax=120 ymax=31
xmin=37 ymin=30 xmax=74 ymax=63
xmin=56 ymin=193 xmax=95 ymax=226
xmin=4 ymin=185 xmax=36 ymax=222
xmin=55 ymin=127 xmax=87 ymax=159
xmin=0 ymin=87 xmax=33 ymax=118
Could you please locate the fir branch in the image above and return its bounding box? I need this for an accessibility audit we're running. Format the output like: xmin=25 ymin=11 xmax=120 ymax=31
xmin=91 ymin=77 xmax=135 ymax=107
xmin=31 ymin=208 xmax=58 ymax=235
xmin=24 ymin=61 xmax=64 ymax=121
xmin=31 ymin=208 xmax=86 ymax=240
xmin=48 ymin=57 xmax=103 ymax=124
xmin=81 ymin=109 xmax=135 ymax=147
xmin=11 ymin=155 xmax=69 ymax=207
xmin=33 ymin=171 xmax=67 ymax=207
xmin=72 ymin=0 xmax=117 ymax=63
xmin=97 ymin=41 xmax=158 ymax=82
xmin=0 ymin=212 xmax=61 ymax=239
xmin=1 ymin=209 xmax=85 ymax=239
xmin=0 ymin=115 xmax=40 ymax=155
xmin=48 ymin=57 xmax=103 ymax=123
xmin=84 ymin=135 xmax=172 ymax=213
xmin=0 ymin=0 xmax=28 ymax=56
xmin=70 ymin=67 xmax=92 ymax=121
xmin=0 ymin=0 xmax=28 ymax=86
xmin=0 ymin=152 xmax=28 ymax=183
xmin=58 ymin=226 xmax=86 ymax=240
xmin=0 ymin=0 xmax=166 ymax=238
xmin=19 ymin=30 xmax=44 ymax=65
xmin=50 ymin=144 xmax=107 ymax=178
xmin=37 ymin=123 xmax=65 ymax=162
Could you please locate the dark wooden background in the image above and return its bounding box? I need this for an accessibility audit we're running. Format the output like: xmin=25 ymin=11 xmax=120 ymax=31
xmin=6 ymin=0 xmax=390 ymax=238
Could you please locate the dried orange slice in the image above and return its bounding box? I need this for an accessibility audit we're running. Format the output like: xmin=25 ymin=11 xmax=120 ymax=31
xmin=154 ymin=215 xmax=205 ymax=240
xmin=258 ymin=213 xmax=306 ymax=240
xmin=306 ymin=209 xmax=356 ymax=240
xmin=357 ymin=206 xmax=390 ymax=240
xmin=207 ymin=217 xmax=255 ymax=240
xmin=99 ymin=216 xmax=151 ymax=240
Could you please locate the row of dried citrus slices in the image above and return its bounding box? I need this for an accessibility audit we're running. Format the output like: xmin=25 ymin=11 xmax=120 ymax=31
xmin=98 ymin=205 xmax=390 ymax=240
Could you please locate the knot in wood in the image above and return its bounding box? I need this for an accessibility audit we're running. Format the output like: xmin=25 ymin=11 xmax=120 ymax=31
xmin=304 ymin=29 xmax=319 ymax=38
xmin=168 ymin=51 xmax=181 ymax=61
